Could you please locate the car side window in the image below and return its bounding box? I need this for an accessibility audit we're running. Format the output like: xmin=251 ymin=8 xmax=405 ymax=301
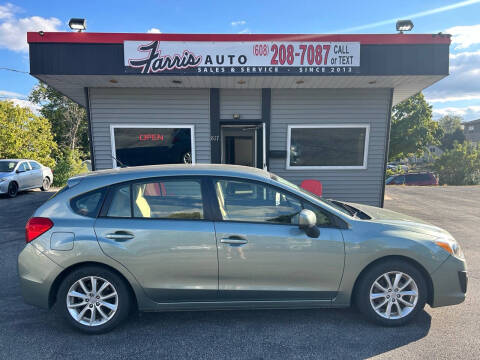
xmin=17 ymin=162 xmax=29 ymax=172
xmin=131 ymin=178 xmax=204 ymax=219
xmin=29 ymin=161 xmax=41 ymax=170
xmin=214 ymin=179 xmax=303 ymax=224
xmin=106 ymin=185 xmax=131 ymax=218
xmin=302 ymin=202 xmax=333 ymax=227
xmin=71 ymin=188 xmax=107 ymax=218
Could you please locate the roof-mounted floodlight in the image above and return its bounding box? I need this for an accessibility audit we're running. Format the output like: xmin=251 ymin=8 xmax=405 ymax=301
xmin=396 ymin=20 xmax=413 ymax=33
xmin=69 ymin=18 xmax=87 ymax=32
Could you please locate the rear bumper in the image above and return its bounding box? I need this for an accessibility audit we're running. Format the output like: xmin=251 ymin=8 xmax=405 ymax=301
xmin=18 ymin=244 xmax=63 ymax=309
xmin=430 ymin=255 xmax=467 ymax=307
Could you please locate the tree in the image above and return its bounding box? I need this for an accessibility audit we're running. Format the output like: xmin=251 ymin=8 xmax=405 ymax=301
xmin=389 ymin=93 xmax=443 ymax=161
xmin=433 ymin=141 xmax=480 ymax=185
xmin=29 ymin=82 xmax=89 ymax=155
xmin=0 ymin=100 xmax=56 ymax=168
xmin=440 ymin=127 xmax=466 ymax=150
xmin=52 ymin=148 xmax=88 ymax=187
xmin=438 ymin=115 xmax=463 ymax=134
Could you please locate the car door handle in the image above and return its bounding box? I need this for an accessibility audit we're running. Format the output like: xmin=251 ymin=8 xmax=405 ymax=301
xmin=105 ymin=231 xmax=135 ymax=241
xmin=220 ymin=236 xmax=248 ymax=245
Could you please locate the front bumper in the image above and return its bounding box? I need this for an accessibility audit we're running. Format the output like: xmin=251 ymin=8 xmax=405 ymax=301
xmin=0 ymin=180 xmax=9 ymax=194
xmin=18 ymin=244 xmax=63 ymax=309
xmin=430 ymin=255 xmax=467 ymax=307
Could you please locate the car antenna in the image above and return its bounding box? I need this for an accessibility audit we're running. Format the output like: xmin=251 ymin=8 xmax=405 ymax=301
xmin=111 ymin=155 xmax=127 ymax=168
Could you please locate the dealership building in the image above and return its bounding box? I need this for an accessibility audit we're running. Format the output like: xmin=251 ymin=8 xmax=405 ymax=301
xmin=27 ymin=32 xmax=450 ymax=206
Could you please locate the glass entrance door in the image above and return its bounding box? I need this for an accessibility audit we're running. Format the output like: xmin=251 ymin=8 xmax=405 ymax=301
xmin=221 ymin=125 xmax=265 ymax=169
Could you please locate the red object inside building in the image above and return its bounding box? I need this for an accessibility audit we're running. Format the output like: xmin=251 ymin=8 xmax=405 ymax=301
xmin=300 ymin=179 xmax=323 ymax=197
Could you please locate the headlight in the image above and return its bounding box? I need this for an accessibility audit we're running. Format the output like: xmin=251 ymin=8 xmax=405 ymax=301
xmin=435 ymin=237 xmax=464 ymax=259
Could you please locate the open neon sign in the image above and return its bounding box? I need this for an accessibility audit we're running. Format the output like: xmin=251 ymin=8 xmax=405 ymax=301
xmin=139 ymin=134 xmax=164 ymax=141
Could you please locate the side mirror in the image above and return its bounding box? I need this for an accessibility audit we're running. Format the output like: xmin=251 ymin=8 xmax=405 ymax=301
xmin=298 ymin=209 xmax=320 ymax=238
xmin=16 ymin=169 xmax=23 ymax=173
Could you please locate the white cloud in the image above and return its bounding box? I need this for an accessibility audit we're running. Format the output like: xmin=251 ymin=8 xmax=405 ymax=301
xmin=331 ymin=0 xmax=480 ymax=33
xmin=424 ymin=50 xmax=480 ymax=104
xmin=0 ymin=4 xmax=61 ymax=52
xmin=433 ymin=106 xmax=480 ymax=121
xmin=0 ymin=89 xmax=24 ymax=98
xmin=0 ymin=2 xmax=19 ymax=20
xmin=147 ymin=27 xmax=161 ymax=33
xmin=1 ymin=97 xmax=40 ymax=113
xmin=446 ymin=24 xmax=480 ymax=49
xmin=238 ymin=28 xmax=251 ymax=34
xmin=231 ymin=20 xmax=246 ymax=26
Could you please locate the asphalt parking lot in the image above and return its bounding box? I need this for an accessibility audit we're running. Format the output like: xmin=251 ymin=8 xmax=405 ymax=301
xmin=0 ymin=186 xmax=479 ymax=359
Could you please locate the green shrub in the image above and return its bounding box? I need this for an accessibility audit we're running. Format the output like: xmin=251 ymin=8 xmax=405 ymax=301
xmin=53 ymin=148 xmax=88 ymax=187
xmin=386 ymin=166 xmax=405 ymax=178
xmin=433 ymin=142 xmax=480 ymax=185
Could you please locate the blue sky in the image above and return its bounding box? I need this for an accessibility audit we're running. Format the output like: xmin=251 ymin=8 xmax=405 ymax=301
xmin=1 ymin=0 xmax=480 ymax=120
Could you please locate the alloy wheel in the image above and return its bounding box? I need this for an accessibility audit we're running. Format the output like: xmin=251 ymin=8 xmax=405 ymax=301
xmin=369 ymin=271 xmax=419 ymax=320
xmin=42 ymin=178 xmax=50 ymax=190
xmin=183 ymin=152 xmax=192 ymax=164
xmin=8 ymin=182 xmax=18 ymax=197
xmin=66 ymin=276 xmax=118 ymax=326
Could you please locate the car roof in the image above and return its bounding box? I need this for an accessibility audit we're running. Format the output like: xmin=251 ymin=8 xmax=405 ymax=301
xmin=0 ymin=159 xmax=30 ymax=162
xmin=69 ymin=164 xmax=271 ymax=188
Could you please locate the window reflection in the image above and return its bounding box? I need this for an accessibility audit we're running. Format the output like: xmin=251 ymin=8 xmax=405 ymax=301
xmin=113 ymin=127 xmax=193 ymax=167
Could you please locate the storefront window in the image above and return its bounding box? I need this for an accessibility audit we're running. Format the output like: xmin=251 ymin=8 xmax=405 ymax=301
xmin=111 ymin=126 xmax=194 ymax=167
xmin=287 ymin=125 xmax=369 ymax=169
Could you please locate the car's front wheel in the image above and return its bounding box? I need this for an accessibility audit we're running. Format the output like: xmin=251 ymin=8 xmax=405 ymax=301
xmin=57 ymin=266 xmax=131 ymax=333
xmin=355 ymin=259 xmax=427 ymax=326
xmin=7 ymin=181 xmax=18 ymax=198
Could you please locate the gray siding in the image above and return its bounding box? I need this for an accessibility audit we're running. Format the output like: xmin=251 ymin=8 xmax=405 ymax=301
xmin=89 ymin=88 xmax=210 ymax=170
xmin=270 ymin=88 xmax=391 ymax=206
xmin=220 ymin=89 xmax=261 ymax=120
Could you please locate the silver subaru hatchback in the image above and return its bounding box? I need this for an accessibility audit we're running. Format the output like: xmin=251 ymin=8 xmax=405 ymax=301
xmin=18 ymin=164 xmax=467 ymax=333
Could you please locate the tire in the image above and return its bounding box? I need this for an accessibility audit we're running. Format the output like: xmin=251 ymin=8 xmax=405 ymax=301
xmin=355 ymin=259 xmax=427 ymax=326
xmin=56 ymin=266 xmax=131 ymax=334
xmin=182 ymin=151 xmax=192 ymax=164
xmin=41 ymin=177 xmax=51 ymax=191
xmin=7 ymin=181 xmax=18 ymax=198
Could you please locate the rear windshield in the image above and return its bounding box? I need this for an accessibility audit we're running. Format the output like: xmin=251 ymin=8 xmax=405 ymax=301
xmin=49 ymin=185 xmax=69 ymax=200
xmin=0 ymin=161 xmax=17 ymax=172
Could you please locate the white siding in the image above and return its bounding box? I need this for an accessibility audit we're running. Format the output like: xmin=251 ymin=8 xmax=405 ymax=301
xmin=89 ymin=88 xmax=210 ymax=170
xmin=220 ymin=89 xmax=261 ymax=120
xmin=270 ymin=88 xmax=391 ymax=206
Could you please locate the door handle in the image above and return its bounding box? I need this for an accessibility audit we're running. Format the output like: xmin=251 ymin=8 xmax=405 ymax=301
xmin=105 ymin=231 xmax=135 ymax=241
xmin=220 ymin=236 xmax=248 ymax=245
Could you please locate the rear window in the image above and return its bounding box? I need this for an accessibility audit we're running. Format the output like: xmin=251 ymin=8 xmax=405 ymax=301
xmin=70 ymin=188 xmax=107 ymax=218
xmin=29 ymin=161 xmax=41 ymax=170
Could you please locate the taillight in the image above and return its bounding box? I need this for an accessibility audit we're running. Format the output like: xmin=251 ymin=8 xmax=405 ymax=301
xmin=25 ymin=217 xmax=54 ymax=243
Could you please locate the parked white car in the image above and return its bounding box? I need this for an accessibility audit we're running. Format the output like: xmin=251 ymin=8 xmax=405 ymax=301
xmin=0 ymin=159 xmax=53 ymax=198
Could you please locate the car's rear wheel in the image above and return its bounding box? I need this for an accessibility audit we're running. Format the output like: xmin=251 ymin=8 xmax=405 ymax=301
xmin=7 ymin=182 xmax=18 ymax=198
xmin=41 ymin=177 xmax=51 ymax=191
xmin=355 ymin=259 xmax=427 ymax=326
xmin=57 ymin=266 xmax=131 ymax=334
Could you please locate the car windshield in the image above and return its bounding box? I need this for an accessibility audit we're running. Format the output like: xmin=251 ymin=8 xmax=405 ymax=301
xmin=0 ymin=161 xmax=18 ymax=172
xmin=270 ymin=173 xmax=353 ymax=217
